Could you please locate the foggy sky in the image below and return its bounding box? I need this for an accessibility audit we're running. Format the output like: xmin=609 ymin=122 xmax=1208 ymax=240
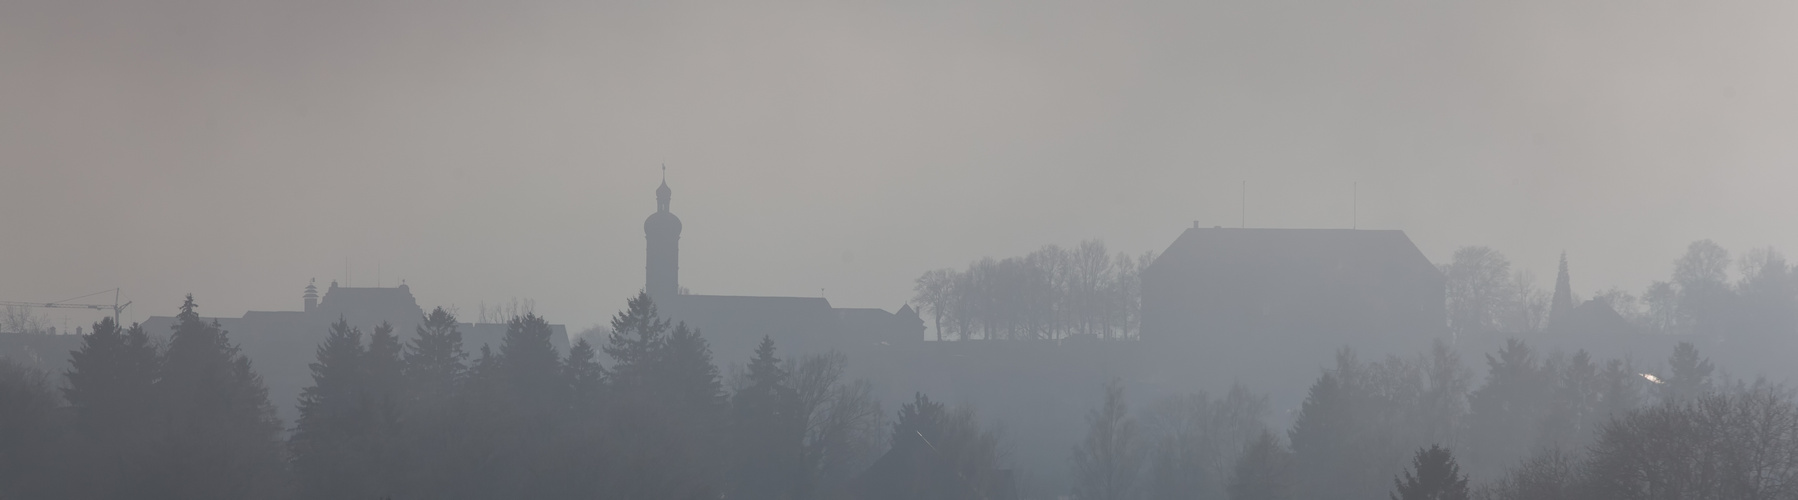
xmin=5 ymin=0 xmax=1798 ymax=332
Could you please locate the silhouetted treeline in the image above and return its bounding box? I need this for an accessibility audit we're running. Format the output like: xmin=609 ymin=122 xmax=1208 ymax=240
xmin=13 ymin=292 xmax=1798 ymax=500
xmin=1054 ymin=338 xmax=1798 ymax=500
xmin=913 ymin=239 xmax=1155 ymax=341
xmin=0 ymin=292 xmax=1027 ymax=500
xmin=1444 ymin=240 xmax=1798 ymax=340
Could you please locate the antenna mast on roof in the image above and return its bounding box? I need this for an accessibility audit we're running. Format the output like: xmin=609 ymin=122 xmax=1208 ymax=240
xmin=1353 ymin=181 xmax=1358 ymax=230
xmin=1240 ymin=181 xmax=1246 ymax=228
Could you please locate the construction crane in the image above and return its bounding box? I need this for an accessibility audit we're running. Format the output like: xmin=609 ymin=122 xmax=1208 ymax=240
xmin=0 ymin=288 xmax=131 ymax=331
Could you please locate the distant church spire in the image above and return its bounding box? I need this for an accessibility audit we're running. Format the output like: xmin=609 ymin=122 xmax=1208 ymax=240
xmin=645 ymin=168 xmax=682 ymax=304
xmin=1548 ymin=251 xmax=1575 ymax=331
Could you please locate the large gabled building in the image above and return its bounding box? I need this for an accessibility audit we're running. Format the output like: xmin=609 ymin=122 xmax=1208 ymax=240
xmin=1142 ymin=225 xmax=1446 ymax=346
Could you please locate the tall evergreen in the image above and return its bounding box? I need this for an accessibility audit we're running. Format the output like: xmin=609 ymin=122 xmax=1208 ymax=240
xmin=564 ymin=338 xmax=606 ymax=408
xmin=401 ymin=307 xmax=467 ymax=499
xmin=730 ymin=336 xmax=805 ymax=500
xmin=290 ymin=317 xmax=378 ymax=500
xmin=367 ymin=321 xmax=405 ymax=403
xmin=1288 ymin=372 xmax=1354 ymax=500
xmin=1660 ymin=341 xmax=1713 ymax=403
xmin=659 ymin=321 xmax=729 ymax=498
xmin=404 ymin=306 xmax=466 ymax=406
xmin=0 ymin=359 xmax=64 ymax=499
xmin=1228 ymin=430 xmax=1293 ymax=500
xmin=1390 ymin=445 xmax=1469 ymax=500
xmin=605 ymin=291 xmax=669 ymax=388
xmin=603 ymin=294 xmax=726 ymax=500
xmin=65 ymin=317 xmax=160 ymax=437
xmin=498 ymin=312 xmax=564 ymax=414
xmin=661 ymin=321 xmax=726 ymax=417
xmin=147 ymin=294 xmax=287 ymax=500
xmin=62 ymin=317 xmax=161 ymax=497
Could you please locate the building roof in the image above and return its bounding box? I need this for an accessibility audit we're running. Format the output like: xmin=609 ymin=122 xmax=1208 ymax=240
xmin=1150 ymin=227 xmax=1439 ymax=280
xmin=1141 ymin=227 xmax=1446 ymax=343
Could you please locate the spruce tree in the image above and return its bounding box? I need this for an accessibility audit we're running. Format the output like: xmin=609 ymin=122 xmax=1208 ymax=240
xmin=1390 ymin=445 xmax=1469 ymax=500
xmin=147 ymin=294 xmax=286 ymax=500
xmin=0 ymin=359 xmax=63 ymax=499
xmin=1288 ymin=372 xmax=1352 ymax=500
xmin=525 ymin=337 xmax=614 ymax=500
xmin=730 ymin=336 xmax=805 ymax=500
xmin=401 ymin=307 xmax=467 ymax=499
xmin=657 ymin=321 xmax=729 ymax=498
xmin=1661 ymin=342 xmax=1713 ymax=403
xmin=367 ymin=321 xmax=405 ymax=402
xmin=1228 ymin=430 xmax=1294 ymax=500
xmin=291 ymin=317 xmax=386 ymax=500
xmin=661 ymin=322 xmax=725 ymax=416
xmin=467 ymin=313 xmax=567 ymax=499
xmin=405 ymin=306 xmax=466 ymax=406
xmin=500 ymin=312 xmax=564 ymax=413
xmin=62 ymin=318 xmax=161 ymax=497
xmin=605 ymin=291 xmax=669 ymax=388
xmin=564 ymin=338 xmax=605 ymax=408
xmin=65 ymin=317 xmax=160 ymax=436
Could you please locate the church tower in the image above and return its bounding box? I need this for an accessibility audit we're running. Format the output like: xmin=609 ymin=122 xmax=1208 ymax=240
xmin=644 ymin=173 xmax=682 ymax=304
xmin=303 ymin=279 xmax=319 ymax=312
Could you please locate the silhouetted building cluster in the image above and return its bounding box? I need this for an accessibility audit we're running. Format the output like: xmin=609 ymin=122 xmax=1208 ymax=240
xmin=642 ymin=178 xmax=925 ymax=366
xmin=138 ymin=281 xmax=569 ymax=421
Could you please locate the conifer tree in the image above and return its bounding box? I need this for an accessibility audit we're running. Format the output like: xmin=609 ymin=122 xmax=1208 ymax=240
xmin=405 ymin=306 xmax=466 ymax=406
xmin=62 ymin=317 xmax=161 ymax=497
xmin=65 ymin=317 xmax=160 ymax=436
xmin=0 ymin=359 xmax=63 ymax=499
xmin=655 ymin=321 xmax=729 ymax=498
xmin=564 ymin=338 xmax=605 ymax=406
xmin=1288 ymin=372 xmax=1352 ymax=500
xmin=1229 ymin=430 xmax=1294 ymax=500
xmin=291 ymin=317 xmax=375 ymax=500
xmin=661 ymin=321 xmax=726 ymax=417
xmin=147 ymin=294 xmax=286 ymax=500
xmin=1660 ymin=342 xmax=1713 ymax=403
xmin=500 ymin=312 xmax=564 ymax=414
xmin=605 ymin=291 xmax=669 ymax=388
xmin=730 ymin=336 xmax=805 ymax=500
xmin=546 ymin=337 xmax=612 ymax=499
xmin=1390 ymin=445 xmax=1469 ymax=500
xmin=603 ymin=294 xmax=726 ymax=500
xmin=367 ymin=321 xmax=405 ymax=401
xmin=400 ymin=307 xmax=467 ymax=499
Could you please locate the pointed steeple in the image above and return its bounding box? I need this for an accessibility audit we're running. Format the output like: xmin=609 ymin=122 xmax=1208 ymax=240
xmin=656 ymin=164 xmax=672 ymax=212
xmin=1548 ymin=251 xmax=1575 ymax=331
